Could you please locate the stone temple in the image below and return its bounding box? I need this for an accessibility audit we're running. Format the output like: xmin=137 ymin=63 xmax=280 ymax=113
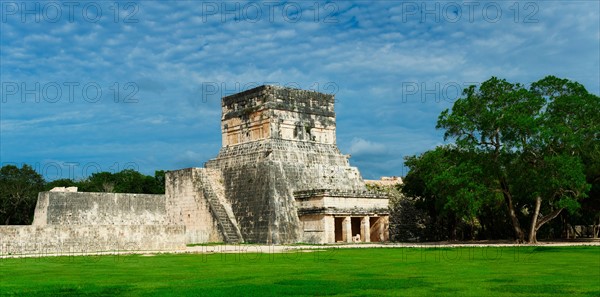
xmin=0 ymin=86 xmax=389 ymax=254
xmin=168 ymin=85 xmax=390 ymax=244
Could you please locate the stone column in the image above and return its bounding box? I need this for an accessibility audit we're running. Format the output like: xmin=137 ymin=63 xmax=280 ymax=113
xmin=361 ymin=216 xmax=371 ymax=242
xmin=342 ymin=217 xmax=352 ymax=243
xmin=324 ymin=216 xmax=335 ymax=243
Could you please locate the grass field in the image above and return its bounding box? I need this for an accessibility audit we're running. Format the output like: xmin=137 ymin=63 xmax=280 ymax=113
xmin=0 ymin=246 xmax=598 ymax=296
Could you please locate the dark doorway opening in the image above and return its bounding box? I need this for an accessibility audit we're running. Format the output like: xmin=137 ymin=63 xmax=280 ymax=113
xmin=334 ymin=217 xmax=344 ymax=242
xmin=351 ymin=217 xmax=361 ymax=241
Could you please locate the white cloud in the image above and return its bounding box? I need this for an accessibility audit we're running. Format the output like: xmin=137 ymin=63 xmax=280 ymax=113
xmin=348 ymin=138 xmax=387 ymax=156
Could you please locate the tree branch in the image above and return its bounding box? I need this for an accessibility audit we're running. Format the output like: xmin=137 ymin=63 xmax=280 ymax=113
xmin=536 ymin=208 xmax=564 ymax=231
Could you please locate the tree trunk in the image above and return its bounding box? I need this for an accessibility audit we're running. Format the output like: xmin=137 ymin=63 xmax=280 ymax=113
xmin=471 ymin=218 xmax=476 ymax=241
xmin=4 ymin=216 xmax=10 ymax=225
xmin=572 ymin=224 xmax=580 ymax=238
xmin=450 ymin=215 xmax=458 ymax=241
xmin=500 ymin=179 xmax=524 ymax=242
xmin=592 ymin=217 xmax=599 ymax=239
xmin=506 ymin=197 xmax=525 ymax=243
xmin=528 ymin=197 xmax=542 ymax=243
xmin=529 ymin=205 xmax=564 ymax=244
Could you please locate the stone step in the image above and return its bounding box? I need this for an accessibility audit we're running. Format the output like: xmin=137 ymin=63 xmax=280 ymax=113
xmin=199 ymin=170 xmax=243 ymax=244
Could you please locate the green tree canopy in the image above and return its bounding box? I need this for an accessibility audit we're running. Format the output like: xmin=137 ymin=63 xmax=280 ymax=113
xmin=74 ymin=169 xmax=165 ymax=194
xmin=403 ymin=146 xmax=500 ymax=240
xmin=437 ymin=76 xmax=597 ymax=243
xmin=0 ymin=164 xmax=45 ymax=225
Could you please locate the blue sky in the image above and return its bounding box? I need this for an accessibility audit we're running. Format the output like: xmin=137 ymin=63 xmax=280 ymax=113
xmin=1 ymin=1 xmax=599 ymax=180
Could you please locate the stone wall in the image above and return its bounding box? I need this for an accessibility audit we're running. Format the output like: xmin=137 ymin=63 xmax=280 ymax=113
xmin=165 ymin=168 xmax=224 ymax=244
xmin=0 ymin=191 xmax=186 ymax=255
xmin=32 ymin=192 xmax=166 ymax=226
xmin=213 ymin=161 xmax=293 ymax=243
xmin=206 ymin=152 xmax=368 ymax=243
xmin=0 ymin=225 xmax=185 ymax=256
xmin=221 ymin=85 xmax=336 ymax=146
xmin=206 ymin=139 xmax=366 ymax=194
xmin=364 ymin=176 xmax=403 ymax=187
xmin=298 ymin=214 xmax=335 ymax=244
xmin=294 ymin=190 xmax=389 ymax=215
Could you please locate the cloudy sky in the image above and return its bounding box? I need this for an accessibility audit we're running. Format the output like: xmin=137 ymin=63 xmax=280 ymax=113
xmin=0 ymin=1 xmax=598 ymax=180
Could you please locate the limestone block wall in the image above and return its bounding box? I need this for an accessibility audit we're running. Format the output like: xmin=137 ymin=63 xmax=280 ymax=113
xmin=221 ymin=85 xmax=336 ymax=146
xmin=0 ymin=225 xmax=185 ymax=256
xmin=216 ymin=162 xmax=298 ymax=244
xmin=206 ymin=159 xmax=367 ymax=244
xmin=0 ymin=191 xmax=187 ymax=255
xmin=205 ymin=138 xmax=369 ymax=244
xmin=222 ymin=109 xmax=271 ymax=146
xmin=298 ymin=214 xmax=335 ymax=244
xmin=208 ymin=139 xmax=351 ymax=167
xmin=206 ymin=140 xmax=366 ymax=191
xmin=200 ymin=168 xmax=244 ymax=243
xmin=294 ymin=191 xmax=390 ymax=215
xmin=32 ymin=192 xmax=166 ymax=226
xmin=165 ymin=168 xmax=224 ymax=244
xmin=271 ymin=109 xmax=335 ymax=144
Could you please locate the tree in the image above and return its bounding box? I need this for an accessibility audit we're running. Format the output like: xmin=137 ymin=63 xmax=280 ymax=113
xmin=152 ymin=170 xmax=166 ymax=194
xmin=533 ymin=76 xmax=600 ymax=238
xmin=63 ymin=169 xmax=166 ymax=194
xmin=82 ymin=172 xmax=117 ymax=192
xmin=0 ymin=164 xmax=45 ymax=225
xmin=403 ymin=146 xmax=496 ymax=240
xmin=402 ymin=148 xmax=455 ymax=241
xmin=436 ymin=76 xmax=597 ymax=243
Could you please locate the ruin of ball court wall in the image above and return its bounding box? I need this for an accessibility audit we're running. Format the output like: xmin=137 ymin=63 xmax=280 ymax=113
xmin=0 ymin=191 xmax=186 ymax=257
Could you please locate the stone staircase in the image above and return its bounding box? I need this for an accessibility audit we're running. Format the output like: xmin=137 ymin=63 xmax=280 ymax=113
xmin=198 ymin=169 xmax=243 ymax=243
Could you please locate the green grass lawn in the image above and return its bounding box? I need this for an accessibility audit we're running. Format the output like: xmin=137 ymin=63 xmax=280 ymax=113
xmin=0 ymin=246 xmax=598 ymax=296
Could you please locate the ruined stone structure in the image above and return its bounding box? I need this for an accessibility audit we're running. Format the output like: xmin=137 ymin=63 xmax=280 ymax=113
xmin=167 ymin=85 xmax=390 ymax=244
xmin=365 ymin=176 xmax=403 ymax=187
xmin=0 ymin=190 xmax=185 ymax=255
xmin=0 ymin=85 xmax=390 ymax=255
